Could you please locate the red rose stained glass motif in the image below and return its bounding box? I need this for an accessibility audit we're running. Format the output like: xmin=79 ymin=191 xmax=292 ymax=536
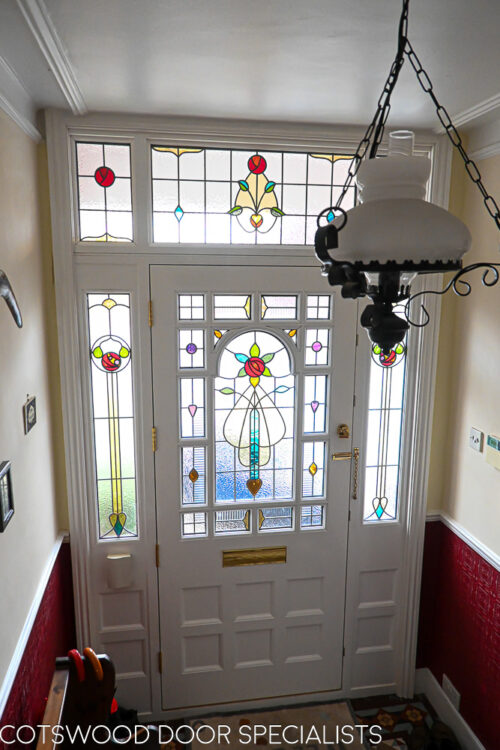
xmin=244 ymin=357 xmax=266 ymax=378
xmin=94 ymin=166 xmax=116 ymax=188
xmin=248 ymin=154 xmax=267 ymax=174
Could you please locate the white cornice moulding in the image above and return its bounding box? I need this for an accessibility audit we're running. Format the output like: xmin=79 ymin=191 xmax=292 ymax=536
xmin=426 ymin=510 xmax=500 ymax=571
xmin=16 ymin=0 xmax=87 ymax=115
xmin=434 ymin=92 xmax=500 ymax=134
xmin=0 ymin=55 xmax=42 ymax=141
xmin=0 ymin=533 xmax=66 ymax=719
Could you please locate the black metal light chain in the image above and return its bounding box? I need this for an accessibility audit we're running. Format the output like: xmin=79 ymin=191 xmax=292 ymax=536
xmin=405 ymin=39 xmax=500 ymax=230
xmin=332 ymin=0 xmax=410 ymax=214
xmin=331 ymin=0 xmax=500 ymax=233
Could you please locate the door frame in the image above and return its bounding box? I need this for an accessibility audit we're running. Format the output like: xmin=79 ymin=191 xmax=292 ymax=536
xmin=45 ymin=109 xmax=452 ymax=716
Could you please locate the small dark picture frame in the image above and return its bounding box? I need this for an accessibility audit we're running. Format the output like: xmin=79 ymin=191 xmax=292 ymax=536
xmin=0 ymin=461 xmax=14 ymax=532
xmin=23 ymin=395 xmax=36 ymax=434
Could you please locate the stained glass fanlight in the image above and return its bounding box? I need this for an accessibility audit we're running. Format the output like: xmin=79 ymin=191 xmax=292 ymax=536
xmin=88 ymin=294 xmax=137 ymax=538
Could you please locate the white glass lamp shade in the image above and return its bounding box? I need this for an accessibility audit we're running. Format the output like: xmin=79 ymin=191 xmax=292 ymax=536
xmin=332 ymin=149 xmax=471 ymax=265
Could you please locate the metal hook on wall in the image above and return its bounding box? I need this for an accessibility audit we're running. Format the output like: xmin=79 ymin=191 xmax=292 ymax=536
xmin=0 ymin=270 xmax=23 ymax=328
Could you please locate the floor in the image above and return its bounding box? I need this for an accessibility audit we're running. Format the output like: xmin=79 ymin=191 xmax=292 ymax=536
xmin=350 ymin=693 xmax=439 ymax=748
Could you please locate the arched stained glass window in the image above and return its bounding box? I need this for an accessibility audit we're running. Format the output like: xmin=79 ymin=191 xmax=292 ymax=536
xmin=215 ymin=330 xmax=295 ymax=503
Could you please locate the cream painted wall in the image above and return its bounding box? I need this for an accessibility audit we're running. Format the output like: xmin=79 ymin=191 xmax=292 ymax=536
xmin=0 ymin=110 xmax=64 ymax=688
xmin=427 ymin=150 xmax=500 ymax=554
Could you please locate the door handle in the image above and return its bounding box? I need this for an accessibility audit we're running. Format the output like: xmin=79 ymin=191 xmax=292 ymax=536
xmin=331 ymin=448 xmax=360 ymax=499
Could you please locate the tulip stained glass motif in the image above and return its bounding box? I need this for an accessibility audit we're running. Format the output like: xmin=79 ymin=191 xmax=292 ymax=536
xmin=88 ymin=294 xmax=137 ymax=538
xmin=215 ymin=331 xmax=294 ymax=502
xmin=229 ymin=155 xmax=285 ymax=234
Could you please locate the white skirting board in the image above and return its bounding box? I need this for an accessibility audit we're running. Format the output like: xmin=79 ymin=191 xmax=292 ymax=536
xmin=0 ymin=532 xmax=67 ymax=719
xmin=415 ymin=668 xmax=486 ymax=750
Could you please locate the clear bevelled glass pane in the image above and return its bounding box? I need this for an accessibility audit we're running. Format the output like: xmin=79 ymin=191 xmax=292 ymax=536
xmin=214 ymin=509 xmax=250 ymax=534
xmin=300 ymin=505 xmax=325 ymax=528
xmin=259 ymin=506 xmax=293 ymax=531
xmin=302 ymin=441 xmax=326 ymax=497
xmin=303 ymin=375 xmax=327 ymax=433
xmin=305 ymin=328 xmax=330 ymax=366
xmin=214 ymin=294 xmax=251 ymax=320
xmin=180 ymin=378 xmax=205 ymax=438
xmin=181 ymin=446 xmax=206 ymax=504
xmin=261 ymin=295 xmax=298 ymax=320
xmin=178 ymin=294 xmax=205 ymax=320
xmin=178 ymin=329 xmax=205 ymax=369
xmin=87 ymin=293 xmax=137 ymax=539
xmin=182 ymin=512 xmax=207 ymax=537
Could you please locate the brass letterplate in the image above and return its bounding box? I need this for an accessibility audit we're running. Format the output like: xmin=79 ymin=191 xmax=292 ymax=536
xmin=222 ymin=546 xmax=287 ymax=567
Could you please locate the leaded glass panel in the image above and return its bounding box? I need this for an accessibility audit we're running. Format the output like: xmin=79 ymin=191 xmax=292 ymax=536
xmin=77 ymin=143 xmax=133 ymax=242
xmin=180 ymin=378 xmax=205 ymax=438
xmin=363 ymin=346 xmax=406 ymax=522
xmin=303 ymin=375 xmax=327 ymax=433
xmin=179 ymin=330 xmax=205 ymax=369
xmin=87 ymin=293 xmax=137 ymax=538
xmin=151 ymin=146 xmax=355 ymax=245
xmin=215 ymin=330 xmax=294 ymax=503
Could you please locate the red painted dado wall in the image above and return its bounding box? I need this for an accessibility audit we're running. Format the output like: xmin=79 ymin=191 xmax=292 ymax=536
xmin=0 ymin=542 xmax=76 ymax=749
xmin=417 ymin=519 xmax=500 ymax=750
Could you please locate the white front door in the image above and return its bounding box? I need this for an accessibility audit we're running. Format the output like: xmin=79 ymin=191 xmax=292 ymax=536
xmin=151 ymin=264 xmax=358 ymax=711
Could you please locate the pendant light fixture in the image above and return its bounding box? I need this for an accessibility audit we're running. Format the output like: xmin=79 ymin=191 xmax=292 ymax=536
xmin=314 ymin=0 xmax=499 ymax=364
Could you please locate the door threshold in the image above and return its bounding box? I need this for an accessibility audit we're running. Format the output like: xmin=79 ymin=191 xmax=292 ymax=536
xmin=158 ymin=688 xmax=344 ymax=720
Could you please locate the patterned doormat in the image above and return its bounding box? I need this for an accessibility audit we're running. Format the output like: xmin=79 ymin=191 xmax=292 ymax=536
xmin=189 ymin=701 xmax=367 ymax=749
xmin=350 ymin=693 xmax=438 ymax=749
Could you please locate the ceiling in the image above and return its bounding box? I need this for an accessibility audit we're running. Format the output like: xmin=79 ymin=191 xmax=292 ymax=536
xmin=1 ymin=0 xmax=499 ymax=138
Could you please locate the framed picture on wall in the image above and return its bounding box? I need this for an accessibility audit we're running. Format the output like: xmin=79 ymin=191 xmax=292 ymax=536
xmin=0 ymin=461 xmax=14 ymax=532
xmin=23 ymin=395 xmax=37 ymax=434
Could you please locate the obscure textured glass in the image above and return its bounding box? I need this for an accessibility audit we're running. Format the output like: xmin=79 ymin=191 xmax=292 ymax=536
xmin=259 ymin=506 xmax=293 ymax=530
xmin=182 ymin=512 xmax=207 ymax=537
xmin=261 ymin=295 xmax=298 ymax=320
xmin=151 ymin=146 xmax=355 ymax=245
xmin=77 ymin=143 xmax=133 ymax=243
xmin=303 ymin=375 xmax=327 ymax=433
xmin=180 ymin=378 xmax=205 ymax=438
xmin=305 ymin=329 xmax=330 ymax=366
xmin=178 ymin=294 xmax=205 ymax=320
xmin=213 ymin=294 xmax=251 ymax=320
xmin=181 ymin=446 xmax=206 ymax=504
xmin=87 ymin=293 xmax=137 ymax=538
xmin=215 ymin=509 xmax=250 ymax=534
xmin=302 ymin=441 xmax=326 ymax=498
xmin=300 ymin=505 xmax=325 ymax=528
xmin=179 ymin=330 xmax=205 ymax=369
xmin=306 ymin=295 xmax=331 ymax=320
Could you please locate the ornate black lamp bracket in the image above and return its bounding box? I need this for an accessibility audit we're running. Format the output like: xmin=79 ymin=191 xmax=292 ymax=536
xmin=404 ymin=263 xmax=500 ymax=328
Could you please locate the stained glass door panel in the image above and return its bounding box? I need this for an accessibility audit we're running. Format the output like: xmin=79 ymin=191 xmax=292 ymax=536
xmin=151 ymin=265 xmax=357 ymax=709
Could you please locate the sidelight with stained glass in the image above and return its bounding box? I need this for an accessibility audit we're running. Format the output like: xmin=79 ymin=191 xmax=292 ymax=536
xmin=87 ymin=293 xmax=137 ymax=538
